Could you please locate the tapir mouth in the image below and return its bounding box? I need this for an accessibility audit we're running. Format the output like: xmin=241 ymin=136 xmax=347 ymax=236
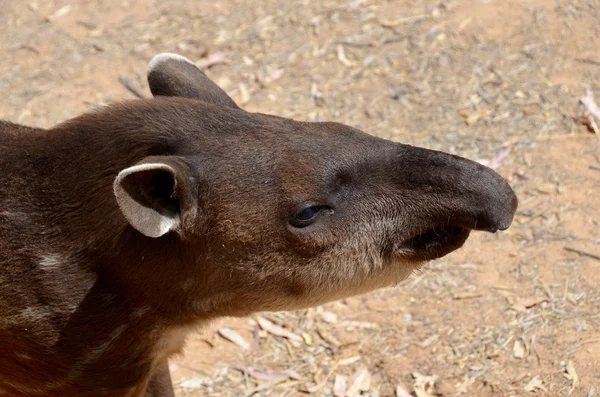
xmin=397 ymin=224 xmax=471 ymax=261
xmin=395 ymin=211 xmax=513 ymax=262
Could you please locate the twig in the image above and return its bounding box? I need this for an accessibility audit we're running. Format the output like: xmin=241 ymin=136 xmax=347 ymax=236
xmin=381 ymin=36 xmax=406 ymax=45
xmin=381 ymin=15 xmax=430 ymax=28
xmin=9 ymin=44 xmax=40 ymax=55
xmin=336 ymin=44 xmax=355 ymax=67
xmin=531 ymin=335 xmax=541 ymax=365
xmin=576 ymin=58 xmax=600 ymax=66
xmin=566 ymin=338 xmax=600 ymax=354
xmin=335 ymin=40 xmax=374 ymax=48
xmin=118 ymin=76 xmax=146 ymax=99
xmin=197 ymin=52 xmax=228 ymax=70
xmin=564 ymin=246 xmax=600 ymax=261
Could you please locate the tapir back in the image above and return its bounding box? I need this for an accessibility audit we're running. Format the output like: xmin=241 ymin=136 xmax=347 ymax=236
xmin=0 ymin=121 xmax=48 ymax=314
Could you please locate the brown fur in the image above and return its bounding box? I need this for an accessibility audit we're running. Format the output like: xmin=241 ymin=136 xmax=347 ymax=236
xmin=0 ymin=53 xmax=517 ymax=396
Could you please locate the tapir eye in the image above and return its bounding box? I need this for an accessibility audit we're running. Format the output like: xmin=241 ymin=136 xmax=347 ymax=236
xmin=290 ymin=205 xmax=332 ymax=228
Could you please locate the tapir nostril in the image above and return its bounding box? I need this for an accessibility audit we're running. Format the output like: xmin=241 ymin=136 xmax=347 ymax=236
xmin=488 ymin=184 xmax=518 ymax=232
xmin=452 ymin=165 xmax=518 ymax=234
xmin=511 ymin=191 xmax=519 ymax=211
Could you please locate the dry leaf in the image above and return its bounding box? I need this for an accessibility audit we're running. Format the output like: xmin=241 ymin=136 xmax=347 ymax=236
xmin=301 ymin=332 xmax=313 ymax=345
xmin=317 ymin=327 xmax=341 ymax=347
xmin=179 ymin=377 xmax=212 ymax=389
xmin=413 ymin=372 xmax=437 ymax=397
xmin=218 ymin=328 xmax=249 ymax=350
xmin=269 ymin=68 xmax=285 ymax=82
xmin=395 ymin=384 xmax=412 ymax=397
xmin=256 ymin=316 xmax=303 ymax=342
xmin=346 ymin=365 xmax=371 ymax=396
xmin=319 ymin=311 xmax=338 ymax=324
xmin=305 ymin=365 xmax=336 ymax=393
xmin=461 ymin=108 xmax=490 ymax=125
xmin=524 ymin=376 xmax=545 ymax=392
xmin=580 ymin=89 xmax=600 ymax=121
xmin=513 ymin=340 xmax=526 ymax=359
xmin=456 ymin=374 xmax=475 ymax=394
xmin=356 ymin=368 xmax=371 ymax=391
xmin=333 ymin=374 xmax=347 ymax=397
xmin=414 ymin=386 xmax=430 ymax=397
xmin=338 ymin=356 xmax=361 ymax=366
xmin=336 ymin=44 xmax=355 ymax=67
xmin=419 ymin=334 xmax=440 ymax=347
xmin=47 ymin=5 xmax=71 ymax=21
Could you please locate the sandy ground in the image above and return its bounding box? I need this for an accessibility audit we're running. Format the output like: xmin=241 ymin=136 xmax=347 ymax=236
xmin=1 ymin=0 xmax=599 ymax=396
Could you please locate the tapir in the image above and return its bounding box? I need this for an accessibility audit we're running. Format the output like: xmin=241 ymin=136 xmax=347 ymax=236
xmin=0 ymin=53 xmax=518 ymax=396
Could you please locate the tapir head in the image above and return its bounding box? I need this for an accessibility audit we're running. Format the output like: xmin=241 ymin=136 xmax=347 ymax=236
xmin=110 ymin=53 xmax=517 ymax=316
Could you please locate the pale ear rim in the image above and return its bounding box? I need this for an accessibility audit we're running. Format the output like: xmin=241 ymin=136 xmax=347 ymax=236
xmin=147 ymin=53 xmax=196 ymax=76
xmin=114 ymin=162 xmax=181 ymax=238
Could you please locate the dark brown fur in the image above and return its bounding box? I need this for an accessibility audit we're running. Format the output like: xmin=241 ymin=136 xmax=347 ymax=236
xmin=0 ymin=53 xmax=517 ymax=396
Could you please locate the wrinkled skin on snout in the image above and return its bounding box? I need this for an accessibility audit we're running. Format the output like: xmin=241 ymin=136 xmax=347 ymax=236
xmin=0 ymin=53 xmax=517 ymax=396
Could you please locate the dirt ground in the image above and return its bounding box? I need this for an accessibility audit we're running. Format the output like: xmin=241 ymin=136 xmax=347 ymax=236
xmin=1 ymin=0 xmax=599 ymax=395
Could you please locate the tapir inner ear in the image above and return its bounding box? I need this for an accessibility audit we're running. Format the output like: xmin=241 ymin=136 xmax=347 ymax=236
xmin=147 ymin=52 xmax=239 ymax=109
xmin=114 ymin=158 xmax=195 ymax=238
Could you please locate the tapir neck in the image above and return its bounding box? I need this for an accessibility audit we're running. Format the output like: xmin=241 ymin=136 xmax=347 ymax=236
xmin=0 ymin=120 xmax=215 ymax=395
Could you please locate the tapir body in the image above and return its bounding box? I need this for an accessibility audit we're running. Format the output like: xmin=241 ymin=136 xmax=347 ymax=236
xmin=0 ymin=53 xmax=517 ymax=396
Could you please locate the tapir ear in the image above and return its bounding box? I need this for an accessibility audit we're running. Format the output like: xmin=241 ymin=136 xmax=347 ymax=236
xmin=114 ymin=157 xmax=197 ymax=238
xmin=147 ymin=52 xmax=239 ymax=109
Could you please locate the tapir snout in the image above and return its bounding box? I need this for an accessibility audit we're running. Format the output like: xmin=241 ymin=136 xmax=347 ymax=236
xmin=384 ymin=143 xmax=517 ymax=261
